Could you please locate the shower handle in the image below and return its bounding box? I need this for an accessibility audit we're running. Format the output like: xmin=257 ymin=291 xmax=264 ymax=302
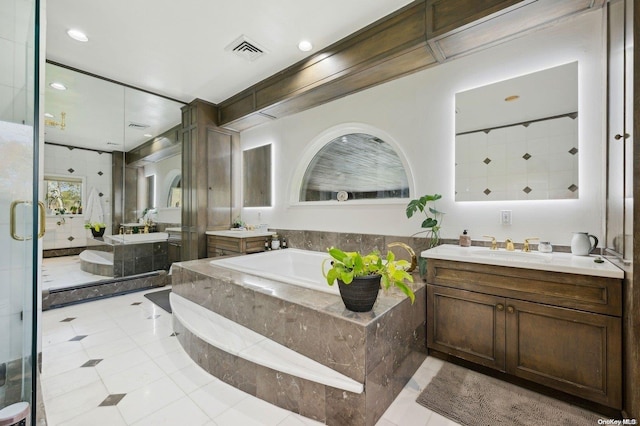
xmin=10 ymin=200 xmax=46 ymax=241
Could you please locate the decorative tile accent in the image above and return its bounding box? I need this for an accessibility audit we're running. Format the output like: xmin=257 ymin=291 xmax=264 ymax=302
xmin=66 ymin=146 xmax=74 ymax=151
xmin=523 ymin=186 xmax=532 ymax=194
xmin=98 ymin=171 xmax=103 ymax=176
xmin=568 ymin=184 xmax=578 ymax=192
xmin=568 ymin=147 xmax=578 ymax=155
xmin=147 ymin=315 xmax=161 ymax=319
xmin=483 ymin=157 xmax=491 ymax=165
xmin=99 ymin=393 xmax=127 ymax=407
xmin=69 ymin=335 xmax=88 ymax=341
xmin=98 ymin=192 xmax=104 ymax=197
xmin=67 ymin=236 xmax=75 ymax=242
xmin=59 ymin=317 xmax=76 ymax=322
xmin=522 ymin=153 xmax=532 ymax=160
xmin=483 ymin=188 xmax=491 ymax=195
xmin=81 ymin=359 xmax=103 ymax=367
xmin=131 ymin=302 xmax=142 ymax=306
xmin=170 ymin=332 xmax=179 ymax=337
xmin=67 ymin=168 xmax=75 ymax=173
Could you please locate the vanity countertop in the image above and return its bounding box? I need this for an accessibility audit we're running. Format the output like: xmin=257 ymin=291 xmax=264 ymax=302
xmin=165 ymin=227 xmax=181 ymax=232
xmin=205 ymin=230 xmax=275 ymax=238
xmin=421 ymin=244 xmax=624 ymax=279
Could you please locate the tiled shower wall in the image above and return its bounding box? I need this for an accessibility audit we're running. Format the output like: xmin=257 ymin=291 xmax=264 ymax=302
xmin=43 ymin=144 xmax=112 ymax=250
xmin=455 ymin=115 xmax=579 ymax=201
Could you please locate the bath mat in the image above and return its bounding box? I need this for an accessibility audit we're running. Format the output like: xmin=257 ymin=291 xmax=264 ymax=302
xmin=416 ymin=362 xmax=602 ymax=425
xmin=144 ymin=289 xmax=172 ymax=313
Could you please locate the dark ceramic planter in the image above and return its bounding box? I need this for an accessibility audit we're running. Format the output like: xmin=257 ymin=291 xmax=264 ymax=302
xmin=337 ymin=274 xmax=381 ymax=312
xmin=90 ymin=227 xmax=106 ymax=238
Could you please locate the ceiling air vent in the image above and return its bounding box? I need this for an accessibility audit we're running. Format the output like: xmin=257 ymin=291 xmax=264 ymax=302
xmin=128 ymin=122 xmax=150 ymax=130
xmin=225 ymin=35 xmax=267 ymax=62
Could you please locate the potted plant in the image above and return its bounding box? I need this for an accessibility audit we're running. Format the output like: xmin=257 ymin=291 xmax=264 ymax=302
xmin=85 ymin=222 xmax=107 ymax=237
xmin=322 ymin=247 xmax=415 ymax=312
xmin=406 ymin=194 xmax=445 ymax=277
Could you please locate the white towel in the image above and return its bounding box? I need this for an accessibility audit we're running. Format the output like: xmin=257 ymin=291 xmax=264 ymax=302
xmin=84 ymin=187 xmax=104 ymax=224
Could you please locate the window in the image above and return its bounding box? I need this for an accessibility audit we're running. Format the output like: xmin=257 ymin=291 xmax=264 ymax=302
xmin=44 ymin=175 xmax=84 ymax=215
xmin=299 ymin=133 xmax=410 ymax=202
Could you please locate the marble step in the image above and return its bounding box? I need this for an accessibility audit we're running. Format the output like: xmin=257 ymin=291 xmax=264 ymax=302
xmin=170 ymin=292 xmax=364 ymax=394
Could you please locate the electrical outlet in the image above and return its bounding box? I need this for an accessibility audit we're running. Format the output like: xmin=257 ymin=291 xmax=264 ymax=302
xmin=500 ymin=210 xmax=512 ymax=225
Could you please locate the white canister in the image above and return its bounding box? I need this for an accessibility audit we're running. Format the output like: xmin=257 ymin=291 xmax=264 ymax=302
xmin=271 ymin=234 xmax=280 ymax=250
xmin=538 ymin=242 xmax=553 ymax=253
xmin=571 ymin=232 xmax=598 ymax=256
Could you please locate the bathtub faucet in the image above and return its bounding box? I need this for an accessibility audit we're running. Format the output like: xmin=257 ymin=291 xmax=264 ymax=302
xmin=387 ymin=242 xmax=417 ymax=273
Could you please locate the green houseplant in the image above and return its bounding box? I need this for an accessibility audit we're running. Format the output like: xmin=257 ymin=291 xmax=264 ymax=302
xmin=406 ymin=193 xmax=445 ymax=277
xmin=84 ymin=222 xmax=107 ymax=237
xmin=322 ymin=247 xmax=415 ymax=312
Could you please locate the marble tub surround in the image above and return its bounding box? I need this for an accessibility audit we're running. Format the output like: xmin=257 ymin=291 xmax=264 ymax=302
xmin=171 ymin=292 xmax=363 ymax=393
xmin=172 ymin=257 xmax=426 ymax=425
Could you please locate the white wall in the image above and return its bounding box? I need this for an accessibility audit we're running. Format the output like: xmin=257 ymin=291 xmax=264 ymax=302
xmin=239 ymin=10 xmax=606 ymax=247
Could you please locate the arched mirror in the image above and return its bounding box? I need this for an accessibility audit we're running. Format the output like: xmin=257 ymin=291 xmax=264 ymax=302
xmin=300 ymin=133 xmax=410 ymax=202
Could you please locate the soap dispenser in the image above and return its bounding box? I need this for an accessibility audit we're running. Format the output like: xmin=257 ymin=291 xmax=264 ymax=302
xmin=459 ymin=230 xmax=471 ymax=247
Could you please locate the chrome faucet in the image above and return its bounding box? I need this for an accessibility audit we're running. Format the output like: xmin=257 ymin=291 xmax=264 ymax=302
xmin=387 ymin=242 xmax=417 ymax=272
xmin=483 ymin=235 xmax=497 ymax=250
xmin=505 ymin=238 xmax=515 ymax=251
xmin=522 ymin=237 xmax=539 ymax=252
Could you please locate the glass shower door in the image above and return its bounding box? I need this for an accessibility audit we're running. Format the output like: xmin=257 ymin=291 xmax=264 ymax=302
xmin=0 ymin=0 xmax=40 ymax=423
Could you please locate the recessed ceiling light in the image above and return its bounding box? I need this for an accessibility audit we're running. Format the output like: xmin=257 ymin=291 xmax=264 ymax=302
xmin=44 ymin=112 xmax=54 ymax=118
xmin=504 ymin=95 xmax=520 ymax=102
xmin=50 ymin=82 xmax=67 ymax=91
xmin=144 ymin=133 xmax=153 ymax=138
xmin=67 ymin=29 xmax=88 ymax=42
xmin=298 ymin=40 xmax=313 ymax=52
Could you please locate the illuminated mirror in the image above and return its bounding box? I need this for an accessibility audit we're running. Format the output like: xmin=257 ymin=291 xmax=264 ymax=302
xmin=455 ymin=62 xmax=578 ymax=201
xmin=243 ymin=144 xmax=271 ymax=207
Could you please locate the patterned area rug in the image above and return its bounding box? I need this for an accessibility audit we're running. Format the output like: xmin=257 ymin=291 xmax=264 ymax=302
xmin=416 ymin=362 xmax=603 ymax=425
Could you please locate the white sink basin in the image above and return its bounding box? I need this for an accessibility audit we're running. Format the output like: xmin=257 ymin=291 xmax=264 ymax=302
xmin=470 ymin=249 xmax=551 ymax=263
xmin=421 ymin=244 xmax=623 ymax=278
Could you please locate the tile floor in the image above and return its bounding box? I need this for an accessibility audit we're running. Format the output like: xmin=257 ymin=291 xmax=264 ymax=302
xmin=40 ymin=287 xmax=460 ymax=426
xmin=42 ymin=255 xmax=111 ymax=291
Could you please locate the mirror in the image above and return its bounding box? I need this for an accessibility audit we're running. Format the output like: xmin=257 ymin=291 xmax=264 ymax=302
xmin=43 ymin=62 xmax=184 ymax=286
xmin=455 ymin=62 xmax=578 ymax=201
xmin=300 ymin=133 xmax=409 ymax=202
xmin=243 ymin=144 xmax=272 ymax=207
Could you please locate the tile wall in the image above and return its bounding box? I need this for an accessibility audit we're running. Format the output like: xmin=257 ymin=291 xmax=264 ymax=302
xmin=455 ymin=116 xmax=579 ymax=201
xmin=43 ymin=144 xmax=112 ymax=250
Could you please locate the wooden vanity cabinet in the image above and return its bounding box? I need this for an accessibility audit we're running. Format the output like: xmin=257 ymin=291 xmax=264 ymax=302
xmin=426 ymin=259 xmax=622 ymax=409
xmin=206 ymin=234 xmax=266 ymax=257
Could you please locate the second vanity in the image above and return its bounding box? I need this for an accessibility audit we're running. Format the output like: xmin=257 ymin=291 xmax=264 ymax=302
xmin=421 ymin=244 xmax=624 ymax=409
xmin=205 ymin=230 xmax=275 ymax=257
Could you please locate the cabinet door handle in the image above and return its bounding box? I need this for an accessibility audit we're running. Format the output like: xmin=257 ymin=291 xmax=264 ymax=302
xmin=496 ymin=304 xmax=504 ymax=312
xmin=614 ymin=133 xmax=630 ymax=140
xmin=507 ymin=305 xmax=515 ymax=314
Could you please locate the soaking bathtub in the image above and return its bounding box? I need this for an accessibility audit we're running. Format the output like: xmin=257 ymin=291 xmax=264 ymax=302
xmin=209 ymin=248 xmax=339 ymax=295
xmin=172 ymin=248 xmax=426 ymax=425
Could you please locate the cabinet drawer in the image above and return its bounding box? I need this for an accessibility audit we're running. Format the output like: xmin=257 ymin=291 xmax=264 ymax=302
xmin=428 ymin=259 xmax=622 ymax=316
